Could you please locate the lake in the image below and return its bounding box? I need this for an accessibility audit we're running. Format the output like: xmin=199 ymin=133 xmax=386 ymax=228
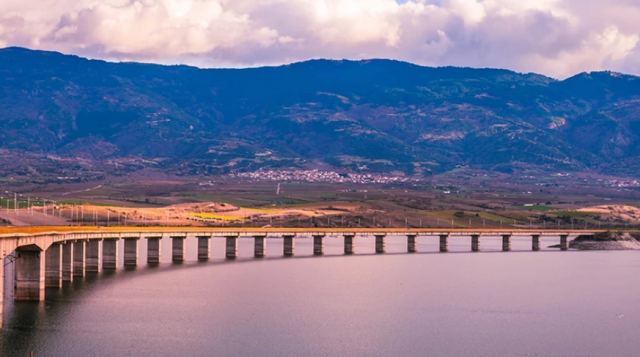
xmin=2 ymin=236 xmax=639 ymax=356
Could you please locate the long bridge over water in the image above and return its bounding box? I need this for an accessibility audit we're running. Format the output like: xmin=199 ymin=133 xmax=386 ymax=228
xmin=0 ymin=227 xmax=605 ymax=328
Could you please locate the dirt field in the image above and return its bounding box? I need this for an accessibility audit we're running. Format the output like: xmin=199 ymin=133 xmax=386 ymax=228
xmin=577 ymin=205 xmax=640 ymax=223
xmin=2 ymin=173 xmax=639 ymax=230
xmin=0 ymin=201 xmax=360 ymax=227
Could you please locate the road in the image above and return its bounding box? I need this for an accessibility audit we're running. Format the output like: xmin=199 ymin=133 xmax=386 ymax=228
xmin=0 ymin=226 xmax=613 ymax=236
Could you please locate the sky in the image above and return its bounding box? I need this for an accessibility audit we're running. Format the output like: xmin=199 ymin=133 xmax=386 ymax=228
xmin=1 ymin=0 xmax=639 ymax=78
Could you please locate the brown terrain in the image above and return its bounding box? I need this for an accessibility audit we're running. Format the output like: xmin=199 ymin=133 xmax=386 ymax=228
xmin=577 ymin=205 xmax=640 ymax=223
xmin=0 ymin=169 xmax=638 ymax=231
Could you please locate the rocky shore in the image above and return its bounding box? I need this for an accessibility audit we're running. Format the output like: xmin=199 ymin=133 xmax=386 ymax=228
xmin=569 ymin=232 xmax=640 ymax=250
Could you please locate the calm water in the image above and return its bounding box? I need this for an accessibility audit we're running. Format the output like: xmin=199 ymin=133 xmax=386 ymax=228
xmin=2 ymin=236 xmax=640 ymax=356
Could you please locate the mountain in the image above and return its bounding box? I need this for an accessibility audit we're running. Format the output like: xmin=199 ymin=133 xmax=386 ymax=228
xmin=0 ymin=46 xmax=639 ymax=182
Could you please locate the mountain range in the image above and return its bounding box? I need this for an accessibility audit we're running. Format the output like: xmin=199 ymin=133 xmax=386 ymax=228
xmin=1 ymin=47 xmax=639 ymax=182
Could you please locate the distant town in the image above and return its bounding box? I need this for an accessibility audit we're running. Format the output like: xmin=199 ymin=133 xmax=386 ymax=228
xmin=230 ymin=169 xmax=419 ymax=184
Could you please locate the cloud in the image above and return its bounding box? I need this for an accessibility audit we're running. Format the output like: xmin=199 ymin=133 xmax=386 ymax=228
xmin=1 ymin=0 xmax=639 ymax=77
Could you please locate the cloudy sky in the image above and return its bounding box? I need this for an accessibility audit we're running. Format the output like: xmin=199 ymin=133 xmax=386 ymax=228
xmin=1 ymin=0 xmax=639 ymax=78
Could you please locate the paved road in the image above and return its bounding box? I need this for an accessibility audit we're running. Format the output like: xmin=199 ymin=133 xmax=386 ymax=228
xmin=0 ymin=226 xmax=611 ymax=236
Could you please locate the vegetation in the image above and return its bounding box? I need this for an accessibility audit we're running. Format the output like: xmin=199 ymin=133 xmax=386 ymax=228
xmin=1 ymin=48 xmax=640 ymax=182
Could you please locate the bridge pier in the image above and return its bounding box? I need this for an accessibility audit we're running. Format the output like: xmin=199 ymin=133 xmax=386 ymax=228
xmin=123 ymin=238 xmax=139 ymax=267
xmin=560 ymin=234 xmax=569 ymax=251
xmin=147 ymin=237 xmax=161 ymax=265
xmin=407 ymin=235 xmax=416 ymax=253
xmin=197 ymin=236 xmax=210 ymax=261
xmin=343 ymin=235 xmax=354 ymax=255
xmin=502 ymin=235 xmax=511 ymax=252
xmin=283 ymin=235 xmax=295 ymax=257
xmin=73 ymin=240 xmax=85 ymax=278
xmin=375 ymin=235 xmax=386 ymax=254
xmin=313 ymin=235 xmax=325 ymax=256
xmin=225 ymin=236 xmax=238 ymax=259
xmin=102 ymin=238 xmax=118 ymax=271
xmin=85 ymin=240 xmax=100 ymax=274
xmin=15 ymin=246 xmax=45 ymax=301
xmin=45 ymin=243 xmax=61 ymax=288
xmin=0 ymin=259 xmax=3 ymax=328
xmin=172 ymin=236 xmax=185 ymax=263
xmin=439 ymin=234 xmax=448 ymax=252
xmin=254 ymin=236 xmax=266 ymax=258
xmin=532 ymin=235 xmax=540 ymax=251
xmin=471 ymin=234 xmax=480 ymax=252
xmin=62 ymin=242 xmax=73 ymax=282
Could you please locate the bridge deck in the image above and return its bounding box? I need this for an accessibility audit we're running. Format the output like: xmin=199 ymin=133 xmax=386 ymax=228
xmin=0 ymin=226 xmax=610 ymax=238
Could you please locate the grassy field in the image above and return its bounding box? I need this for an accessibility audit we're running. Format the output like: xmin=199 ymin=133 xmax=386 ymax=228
xmin=1 ymin=175 xmax=639 ymax=230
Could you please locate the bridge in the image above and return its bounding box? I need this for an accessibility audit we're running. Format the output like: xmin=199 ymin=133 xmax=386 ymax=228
xmin=0 ymin=227 xmax=603 ymax=328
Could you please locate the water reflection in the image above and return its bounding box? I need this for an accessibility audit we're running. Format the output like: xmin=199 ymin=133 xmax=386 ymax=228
xmin=3 ymin=235 xmax=621 ymax=356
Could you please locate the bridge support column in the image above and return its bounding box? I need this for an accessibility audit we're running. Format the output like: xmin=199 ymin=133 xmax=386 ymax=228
xmin=72 ymin=240 xmax=84 ymax=278
xmin=375 ymin=235 xmax=386 ymax=254
xmin=15 ymin=246 xmax=45 ymax=301
xmin=123 ymin=238 xmax=138 ymax=267
xmin=343 ymin=235 xmax=354 ymax=255
xmin=45 ymin=243 xmax=61 ymax=288
xmin=439 ymin=235 xmax=449 ymax=253
xmin=0 ymin=259 xmax=3 ymax=328
xmin=102 ymin=238 xmax=118 ymax=271
xmin=283 ymin=235 xmax=295 ymax=257
xmin=73 ymin=240 xmax=84 ymax=278
xmin=313 ymin=235 xmax=325 ymax=256
xmin=502 ymin=235 xmax=511 ymax=252
xmin=172 ymin=236 xmax=185 ymax=263
xmin=85 ymin=240 xmax=100 ymax=274
xmin=532 ymin=235 xmax=540 ymax=251
xmin=147 ymin=237 xmax=160 ymax=265
xmin=198 ymin=236 xmax=210 ymax=261
xmin=407 ymin=235 xmax=416 ymax=253
xmin=225 ymin=236 xmax=238 ymax=259
xmin=62 ymin=242 xmax=73 ymax=282
xmin=254 ymin=236 xmax=266 ymax=258
xmin=471 ymin=234 xmax=480 ymax=252
xmin=560 ymin=235 xmax=569 ymax=251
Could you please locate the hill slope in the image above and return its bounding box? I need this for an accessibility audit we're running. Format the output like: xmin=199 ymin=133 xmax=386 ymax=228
xmin=1 ymin=47 xmax=639 ymax=181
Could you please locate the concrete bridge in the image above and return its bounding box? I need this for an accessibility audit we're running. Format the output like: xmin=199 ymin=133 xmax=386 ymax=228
xmin=0 ymin=227 xmax=602 ymax=328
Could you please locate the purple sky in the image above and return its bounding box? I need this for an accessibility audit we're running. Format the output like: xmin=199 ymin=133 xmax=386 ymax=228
xmin=1 ymin=0 xmax=639 ymax=78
